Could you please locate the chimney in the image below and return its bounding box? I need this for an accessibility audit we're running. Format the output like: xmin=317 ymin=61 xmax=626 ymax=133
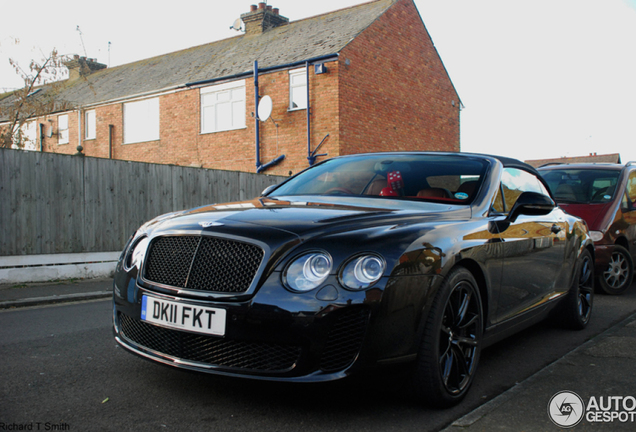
xmin=64 ymin=55 xmax=107 ymax=81
xmin=241 ymin=3 xmax=289 ymax=35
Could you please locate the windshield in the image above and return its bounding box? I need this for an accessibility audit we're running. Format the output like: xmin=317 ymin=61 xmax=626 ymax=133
xmin=541 ymin=168 xmax=621 ymax=204
xmin=268 ymin=154 xmax=488 ymax=205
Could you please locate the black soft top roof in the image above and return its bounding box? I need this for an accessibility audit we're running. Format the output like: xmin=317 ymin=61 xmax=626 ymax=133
xmin=489 ymin=154 xmax=541 ymax=175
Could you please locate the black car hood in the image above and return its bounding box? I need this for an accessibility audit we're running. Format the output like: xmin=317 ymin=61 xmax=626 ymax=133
xmin=147 ymin=197 xmax=470 ymax=239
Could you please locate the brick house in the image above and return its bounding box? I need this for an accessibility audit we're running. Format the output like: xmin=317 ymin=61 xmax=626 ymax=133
xmin=0 ymin=0 xmax=461 ymax=176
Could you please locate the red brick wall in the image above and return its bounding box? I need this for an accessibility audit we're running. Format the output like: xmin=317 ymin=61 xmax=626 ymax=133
xmin=41 ymin=111 xmax=78 ymax=154
xmin=339 ymin=0 xmax=460 ymax=154
xmin=32 ymin=0 xmax=459 ymax=173
xmin=36 ymin=64 xmax=340 ymax=177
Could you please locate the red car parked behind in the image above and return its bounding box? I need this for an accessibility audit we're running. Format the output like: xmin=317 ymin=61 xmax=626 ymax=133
xmin=539 ymin=162 xmax=636 ymax=295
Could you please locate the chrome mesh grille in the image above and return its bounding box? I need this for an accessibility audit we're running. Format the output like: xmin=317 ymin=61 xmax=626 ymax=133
xmin=144 ymin=236 xmax=264 ymax=293
xmin=119 ymin=313 xmax=301 ymax=372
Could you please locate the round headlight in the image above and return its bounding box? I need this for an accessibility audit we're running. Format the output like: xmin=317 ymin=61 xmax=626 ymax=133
xmin=284 ymin=252 xmax=333 ymax=292
xmin=341 ymin=255 xmax=386 ymax=290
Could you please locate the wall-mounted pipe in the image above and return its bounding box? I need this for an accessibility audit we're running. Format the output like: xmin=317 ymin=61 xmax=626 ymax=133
xmin=109 ymin=125 xmax=114 ymax=159
xmin=254 ymin=61 xmax=261 ymax=171
xmin=38 ymin=123 xmax=44 ymax=152
xmin=254 ymin=60 xmax=285 ymax=173
xmin=77 ymin=108 xmax=82 ymax=152
xmin=305 ymin=62 xmax=329 ymax=166
xmin=186 ymin=54 xmax=338 ymax=88
xmin=306 ymin=61 xmax=311 ymax=166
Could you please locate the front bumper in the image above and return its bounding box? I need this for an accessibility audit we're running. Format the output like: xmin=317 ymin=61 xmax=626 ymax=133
xmin=113 ymin=273 xmax=379 ymax=382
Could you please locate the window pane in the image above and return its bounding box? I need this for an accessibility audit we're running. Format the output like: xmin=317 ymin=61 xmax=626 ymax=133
xmin=501 ymin=168 xmax=549 ymax=211
xmin=628 ymin=171 xmax=636 ymax=203
xmin=232 ymin=100 xmax=245 ymax=128
xmin=217 ymin=90 xmax=230 ymax=102
xmin=291 ymin=87 xmax=307 ymax=109
xmin=124 ymin=98 xmax=159 ymax=144
xmin=85 ymin=110 xmax=96 ymax=140
xmin=492 ymin=187 xmax=505 ymax=212
xmin=17 ymin=121 xmax=37 ymax=150
xmin=542 ymin=169 xmax=620 ymax=204
xmin=58 ymin=114 xmax=69 ymax=144
xmin=289 ymin=69 xmax=307 ymax=110
xmin=200 ymin=80 xmax=246 ymax=133
xmin=201 ymin=105 xmax=215 ymax=133
xmin=216 ymin=101 xmax=232 ymax=131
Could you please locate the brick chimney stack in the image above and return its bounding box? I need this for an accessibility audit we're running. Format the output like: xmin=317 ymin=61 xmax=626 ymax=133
xmin=241 ymin=3 xmax=289 ymax=35
xmin=64 ymin=55 xmax=107 ymax=81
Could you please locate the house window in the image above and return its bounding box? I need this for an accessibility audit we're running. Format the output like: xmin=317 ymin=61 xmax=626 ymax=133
xmin=85 ymin=110 xmax=96 ymax=140
xmin=16 ymin=121 xmax=37 ymax=150
xmin=124 ymin=98 xmax=160 ymax=144
xmin=200 ymin=80 xmax=246 ymax=134
xmin=58 ymin=114 xmax=69 ymax=144
xmin=289 ymin=68 xmax=307 ymax=110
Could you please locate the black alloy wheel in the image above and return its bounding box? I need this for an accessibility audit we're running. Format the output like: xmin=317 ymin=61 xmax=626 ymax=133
xmin=598 ymin=245 xmax=634 ymax=295
xmin=560 ymin=249 xmax=594 ymax=329
xmin=414 ymin=267 xmax=483 ymax=407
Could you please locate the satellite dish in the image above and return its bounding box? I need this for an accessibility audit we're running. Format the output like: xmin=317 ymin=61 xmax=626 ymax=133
xmin=258 ymin=95 xmax=272 ymax=122
xmin=230 ymin=18 xmax=244 ymax=31
xmin=46 ymin=126 xmax=54 ymax=138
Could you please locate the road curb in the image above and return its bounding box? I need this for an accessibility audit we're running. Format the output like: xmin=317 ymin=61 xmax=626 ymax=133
xmin=441 ymin=311 xmax=636 ymax=431
xmin=0 ymin=291 xmax=112 ymax=310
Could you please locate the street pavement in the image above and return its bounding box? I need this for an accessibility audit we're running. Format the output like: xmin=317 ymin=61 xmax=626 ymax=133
xmin=1 ymin=277 xmax=635 ymax=430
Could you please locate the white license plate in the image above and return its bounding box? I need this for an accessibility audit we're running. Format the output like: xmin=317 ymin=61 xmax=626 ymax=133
xmin=141 ymin=295 xmax=226 ymax=336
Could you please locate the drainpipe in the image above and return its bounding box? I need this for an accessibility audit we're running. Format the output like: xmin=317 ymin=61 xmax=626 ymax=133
xmin=38 ymin=123 xmax=44 ymax=152
xmin=78 ymin=109 xmax=82 ymax=151
xmin=254 ymin=61 xmax=261 ymax=171
xmin=108 ymin=125 xmax=114 ymax=159
xmin=254 ymin=60 xmax=285 ymax=173
xmin=306 ymin=61 xmax=312 ymax=166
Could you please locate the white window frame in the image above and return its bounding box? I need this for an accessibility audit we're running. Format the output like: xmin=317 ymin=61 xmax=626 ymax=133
xmin=58 ymin=114 xmax=69 ymax=145
xmin=289 ymin=68 xmax=307 ymax=110
xmin=85 ymin=109 xmax=96 ymax=140
xmin=123 ymin=98 xmax=160 ymax=144
xmin=200 ymin=80 xmax=246 ymax=134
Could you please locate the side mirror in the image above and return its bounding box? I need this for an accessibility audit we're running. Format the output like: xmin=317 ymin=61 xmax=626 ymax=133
xmin=261 ymin=184 xmax=278 ymax=196
xmin=508 ymin=191 xmax=555 ymax=222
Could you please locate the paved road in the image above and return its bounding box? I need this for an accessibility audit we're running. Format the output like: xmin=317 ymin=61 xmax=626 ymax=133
xmin=1 ymin=283 xmax=635 ymax=431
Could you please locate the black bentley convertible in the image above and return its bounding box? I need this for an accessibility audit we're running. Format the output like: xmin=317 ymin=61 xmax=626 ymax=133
xmin=113 ymin=152 xmax=594 ymax=407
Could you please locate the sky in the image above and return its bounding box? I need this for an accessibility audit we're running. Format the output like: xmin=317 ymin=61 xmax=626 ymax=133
xmin=1 ymin=0 xmax=635 ymax=163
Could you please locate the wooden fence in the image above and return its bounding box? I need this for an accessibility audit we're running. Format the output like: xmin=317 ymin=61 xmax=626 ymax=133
xmin=0 ymin=148 xmax=286 ymax=256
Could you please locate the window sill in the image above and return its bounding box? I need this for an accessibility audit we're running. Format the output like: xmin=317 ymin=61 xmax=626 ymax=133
xmin=200 ymin=126 xmax=247 ymax=135
xmin=123 ymin=139 xmax=160 ymax=145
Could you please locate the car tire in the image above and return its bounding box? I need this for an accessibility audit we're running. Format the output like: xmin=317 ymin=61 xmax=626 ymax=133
xmin=597 ymin=245 xmax=634 ymax=295
xmin=413 ymin=267 xmax=483 ymax=408
xmin=559 ymin=249 xmax=594 ymax=330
